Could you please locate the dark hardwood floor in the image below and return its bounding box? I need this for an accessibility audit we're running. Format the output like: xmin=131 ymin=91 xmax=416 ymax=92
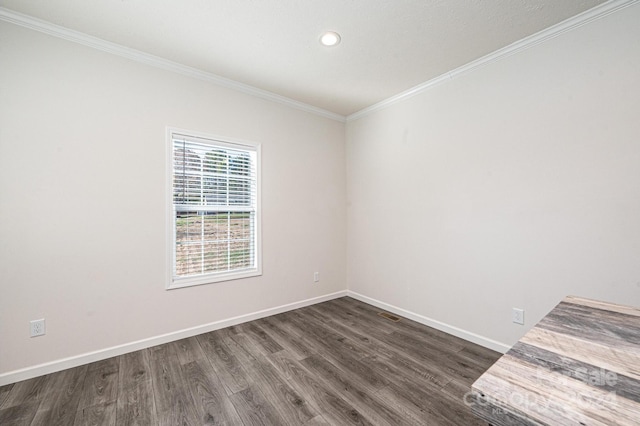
xmin=0 ymin=297 xmax=500 ymax=425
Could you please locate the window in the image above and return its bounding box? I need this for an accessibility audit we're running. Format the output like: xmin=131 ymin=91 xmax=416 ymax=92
xmin=167 ymin=129 xmax=261 ymax=289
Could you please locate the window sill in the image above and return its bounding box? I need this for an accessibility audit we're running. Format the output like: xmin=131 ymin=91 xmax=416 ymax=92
xmin=166 ymin=268 xmax=262 ymax=290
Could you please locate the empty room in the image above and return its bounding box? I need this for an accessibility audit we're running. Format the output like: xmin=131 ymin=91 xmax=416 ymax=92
xmin=1 ymin=0 xmax=639 ymax=425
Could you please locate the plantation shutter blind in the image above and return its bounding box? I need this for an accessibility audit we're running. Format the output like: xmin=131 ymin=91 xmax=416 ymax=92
xmin=172 ymin=134 xmax=258 ymax=281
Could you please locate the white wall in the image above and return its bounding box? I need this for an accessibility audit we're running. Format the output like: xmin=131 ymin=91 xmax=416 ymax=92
xmin=0 ymin=22 xmax=346 ymax=379
xmin=346 ymin=3 xmax=640 ymax=349
xmin=3 ymin=3 xmax=640 ymax=384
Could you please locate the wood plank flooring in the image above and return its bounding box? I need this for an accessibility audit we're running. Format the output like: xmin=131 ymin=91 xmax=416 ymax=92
xmin=0 ymin=297 xmax=500 ymax=425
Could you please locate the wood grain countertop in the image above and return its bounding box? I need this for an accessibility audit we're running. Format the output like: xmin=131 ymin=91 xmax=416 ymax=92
xmin=470 ymin=295 xmax=640 ymax=425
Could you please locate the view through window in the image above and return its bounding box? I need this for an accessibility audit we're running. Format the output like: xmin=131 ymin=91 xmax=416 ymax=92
xmin=168 ymin=130 xmax=261 ymax=288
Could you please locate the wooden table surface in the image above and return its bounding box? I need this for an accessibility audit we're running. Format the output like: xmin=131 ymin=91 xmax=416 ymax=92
xmin=471 ymin=295 xmax=640 ymax=425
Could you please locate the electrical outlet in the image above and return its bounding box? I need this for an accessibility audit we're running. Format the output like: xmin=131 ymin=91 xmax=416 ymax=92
xmin=313 ymin=272 xmax=319 ymax=282
xmin=30 ymin=319 xmax=46 ymax=337
xmin=512 ymin=308 xmax=524 ymax=325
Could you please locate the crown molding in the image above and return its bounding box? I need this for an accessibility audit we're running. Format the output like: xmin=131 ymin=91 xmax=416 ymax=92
xmin=347 ymin=0 xmax=639 ymax=122
xmin=2 ymin=1 xmax=636 ymax=125
xmin=0 ymin=7 xmax=346 ymax=123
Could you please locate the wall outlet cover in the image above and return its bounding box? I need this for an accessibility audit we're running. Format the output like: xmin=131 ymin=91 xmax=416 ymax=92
xmin=30 ymin=319 xmax=46 ymax=337
xmin=512 ymin=308 xmax=524 ymax=325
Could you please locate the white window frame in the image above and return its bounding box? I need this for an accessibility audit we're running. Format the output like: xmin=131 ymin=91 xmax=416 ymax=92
xmin=166 ymin=128 xmax=262 ymax=289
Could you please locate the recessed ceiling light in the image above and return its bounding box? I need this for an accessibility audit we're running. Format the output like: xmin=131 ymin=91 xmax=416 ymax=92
xmin=320 ymin=31 xmax=341 ymax=47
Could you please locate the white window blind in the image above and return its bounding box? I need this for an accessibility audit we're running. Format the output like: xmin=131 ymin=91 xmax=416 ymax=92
xmin=168 ymin=130 xmax=260 ymax=288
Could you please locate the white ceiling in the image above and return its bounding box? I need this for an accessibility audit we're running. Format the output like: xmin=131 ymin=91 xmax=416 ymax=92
xmin=0 ymin=0 xmax=607 ymax=116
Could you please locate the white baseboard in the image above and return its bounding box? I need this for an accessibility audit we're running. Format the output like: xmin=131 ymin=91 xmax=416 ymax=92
xmin=346 ymin=291 xmax=511 ymax=354
xmin=1 ymin=289 xmax=508 ymax=386
xmin=0 ymin=290 xmax=348 ymax=386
